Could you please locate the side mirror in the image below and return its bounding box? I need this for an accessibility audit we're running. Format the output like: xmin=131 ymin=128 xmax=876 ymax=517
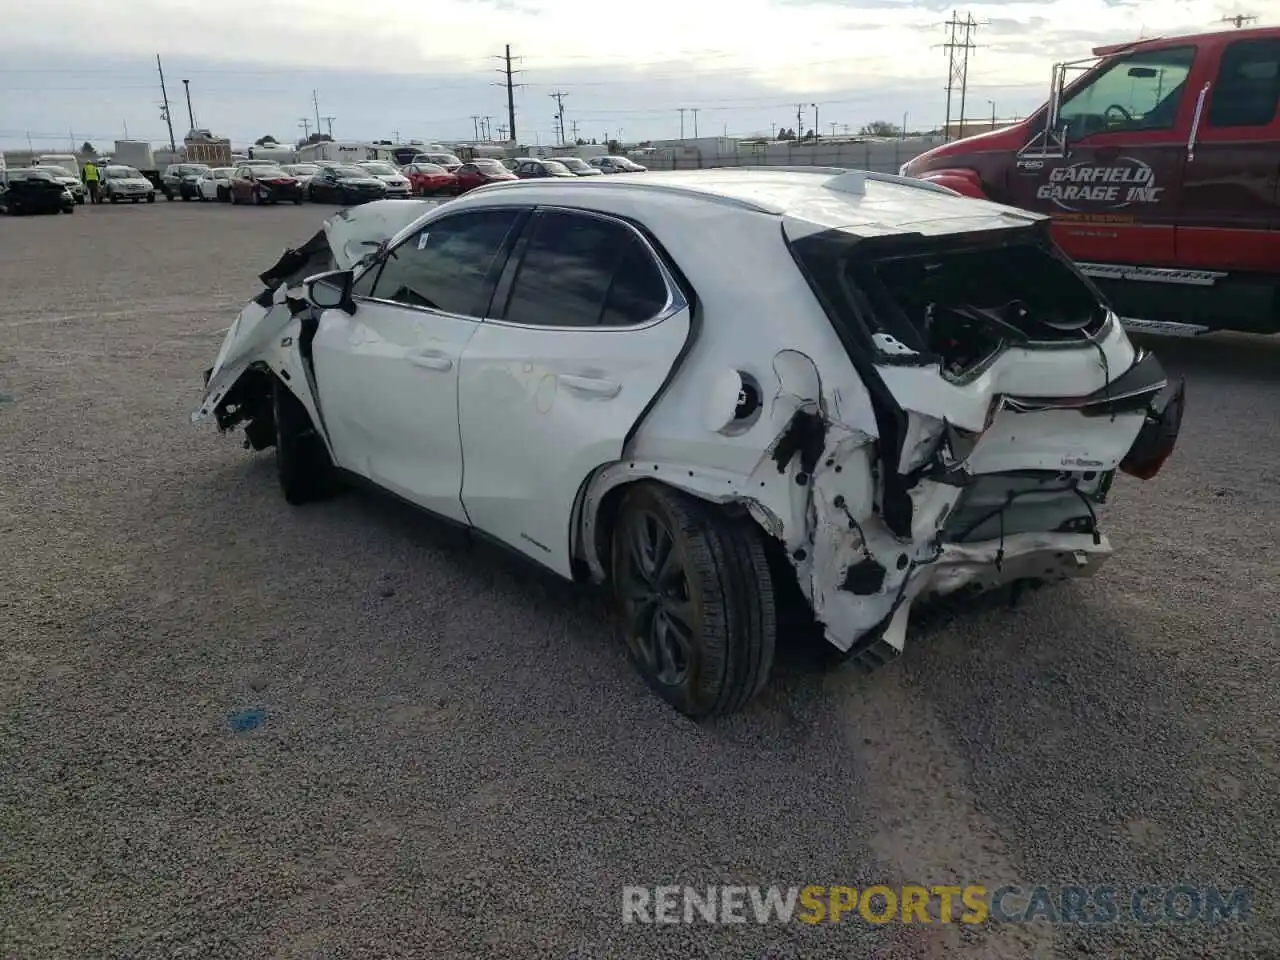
xmin=305 ymin=269 xmax=356 ymax=315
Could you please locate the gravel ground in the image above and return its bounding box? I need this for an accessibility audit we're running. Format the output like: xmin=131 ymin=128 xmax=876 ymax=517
xmin=1 ymin=200 xmax=1277 ymax=959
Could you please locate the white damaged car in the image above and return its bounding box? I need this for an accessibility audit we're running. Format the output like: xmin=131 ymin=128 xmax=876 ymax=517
xmin=193 ymin=170 xmax=1184 ymax=718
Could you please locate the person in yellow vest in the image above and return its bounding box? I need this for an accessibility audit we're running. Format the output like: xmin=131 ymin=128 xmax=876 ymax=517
xmin=83 ymin=159 xmax=100 ymax=204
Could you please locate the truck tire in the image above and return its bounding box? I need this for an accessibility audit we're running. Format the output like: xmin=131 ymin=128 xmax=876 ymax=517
xmin=110 ymin=194 xmax=120 ymax=204
xmin=273 ymin=379 xmax=337 ymax=506
xmin=610 ymin=483 xmax=776 ymax=718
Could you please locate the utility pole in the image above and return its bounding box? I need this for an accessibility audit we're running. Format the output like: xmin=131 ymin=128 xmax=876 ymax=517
xmin=493 ymin=45 xmax=524 ymax=143
xmin=678 ymin=108 xmax=686 ymax=139
xmin=321 ymin=116 xmax=335 ymax=137
xmin=796 ymin=103 xmax=804 ymax=139
xmin=471 ymin=115 xmax=481 ymax=140
xmin=691 ymin=107 xmax=699 ymax=138
xmin=570 ymin=119 xmax=579 ymax=143
xmin=1221 ymin=13 xmax=1257 ymax=27
xmin=830 ymin=121 xmax=839 ymax=137
xmin=156 ymin=55 xmax=177 ymax=151
xmin=312 ymin=90 xmax=321 ymax=134
xmin=941 ymin=11 xmax=981 ymax=141
xmin=549 ymin=91 xmax=568 ymax=145
xmin=484 ymin=116 xmax=496 ymax=141
xmin=811 ymin=103 xmax=818 ymax=139
xmin=989 ymin=99 xmax=997 ymax=129
xmin=181 ymin=79 xmax=196 ymax=133
xmin=299 ymin=118 xmax=311 ymax=140
xmin=497 ymin=125 xmax=508 ymax=141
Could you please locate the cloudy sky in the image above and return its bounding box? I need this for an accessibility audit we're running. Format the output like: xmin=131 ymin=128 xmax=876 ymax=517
xmin=0 ymin=0 xmax=1271 ymax=151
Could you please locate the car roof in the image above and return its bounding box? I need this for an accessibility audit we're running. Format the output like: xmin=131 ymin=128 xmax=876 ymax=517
xmin=455 ymin=167 xmax=1044 ymax=240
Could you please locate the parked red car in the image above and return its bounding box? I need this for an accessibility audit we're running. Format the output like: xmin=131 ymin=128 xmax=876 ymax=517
xmin=229 ymin=164 xmax=304 ymax=205
xmin=402 ymin=162 xmax=458 ymax=196
xmin=454 ymin=158 xmax=518 ymax=194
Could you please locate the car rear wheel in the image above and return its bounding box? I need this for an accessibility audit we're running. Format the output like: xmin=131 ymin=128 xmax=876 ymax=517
xmin=610 ymin=483 xmax=776 ymax=718
xmin=273 ymin=379 xmax=338 ymax=506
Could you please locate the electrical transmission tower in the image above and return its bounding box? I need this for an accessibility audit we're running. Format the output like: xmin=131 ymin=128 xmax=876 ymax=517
xmin=941 ymin=11 xmax=981 ymax=141
xmin=1221 ymin=13 xmax=1258 ymax=27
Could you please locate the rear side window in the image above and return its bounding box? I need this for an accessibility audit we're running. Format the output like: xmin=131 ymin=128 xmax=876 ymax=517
xmin=368 ymin=209 xmax=521 ymax=315
xmin=501 ymin=211 xmax=668 ymax=328
xmin=1209 ymin=39 xmax=1280 ymax=127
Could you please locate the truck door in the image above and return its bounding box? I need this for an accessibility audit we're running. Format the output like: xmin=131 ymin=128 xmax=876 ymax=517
xmin=1006 ymin=44 xmax=1200 ymax=266
xmin=1177 ymin=36 xmax=1280 ymax=272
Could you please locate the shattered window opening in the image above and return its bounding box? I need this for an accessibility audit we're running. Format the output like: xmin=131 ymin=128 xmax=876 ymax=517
xmin=793 ymin=228 xmax=1109 ymax=381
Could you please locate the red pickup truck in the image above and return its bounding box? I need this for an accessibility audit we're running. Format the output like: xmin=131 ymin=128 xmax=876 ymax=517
xmin=903 ymin=27 xmax=1280 ymax=335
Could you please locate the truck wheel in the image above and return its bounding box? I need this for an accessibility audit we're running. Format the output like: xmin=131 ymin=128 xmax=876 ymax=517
xmin=273 ymin=379 xmax=337 ymax=506
xmin=146 ymin=194 xmax=155 ymax=203
xmin=610 ymin=483 xmax=776 ymax=718
xmin=110 ymin=195 xmax=120 ymax=204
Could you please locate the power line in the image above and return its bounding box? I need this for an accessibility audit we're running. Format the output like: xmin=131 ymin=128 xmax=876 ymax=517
xmin=1221 ymin=13 xmax=1258 ymax=27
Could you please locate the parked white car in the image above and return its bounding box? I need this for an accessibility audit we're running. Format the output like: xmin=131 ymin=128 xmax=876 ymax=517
xmin=197 ymin=167 xmax=236 ymax=201
xmin=193 ymin=170 xmax=1184 ymax=717
xmin=356 ymin=161 xmax=414 ymax=198
xmin=589 ymin=156 xmax=647 ymax=174
xmin=100 ymin=165 xmax=156 ymax=203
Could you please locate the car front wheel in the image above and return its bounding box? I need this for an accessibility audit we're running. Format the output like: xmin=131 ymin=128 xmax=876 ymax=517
xmin=611 ymin=483 xmax=776 ymax=718
xmin=273 ymin=379 xmax=338 ymax=505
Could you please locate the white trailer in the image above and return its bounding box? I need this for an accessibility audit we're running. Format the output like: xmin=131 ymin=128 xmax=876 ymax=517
xmin=296 ymin=141 xmax=398 ymax=164
xmin=247 ymin=144 xmax=298 ymax=164
xmin=113 ymin=140 xmax=156 ymax=171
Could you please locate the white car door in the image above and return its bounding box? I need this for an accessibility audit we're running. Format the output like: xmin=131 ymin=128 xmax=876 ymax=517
xmin=458 ymin=207 xmax=692 ymax=576
xmin=310 ymin=207 xmax=526 ymax=523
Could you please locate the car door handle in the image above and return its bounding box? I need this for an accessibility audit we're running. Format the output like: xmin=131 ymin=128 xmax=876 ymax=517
xmin=408 ymin=352 xmax=453 ymax=371
xmin=558 ymin=374 xmax=621 ymax=398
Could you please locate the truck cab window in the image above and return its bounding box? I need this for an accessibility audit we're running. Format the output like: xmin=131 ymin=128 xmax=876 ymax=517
xmin=1209 ymin=39 xmax=1280 ymax=127
xmin=1058 ymin=46 xmax=1197 ymax=138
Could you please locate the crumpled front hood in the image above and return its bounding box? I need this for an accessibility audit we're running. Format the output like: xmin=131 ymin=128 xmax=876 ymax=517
xmin=323 ymin=198 xmax=440 ymax=269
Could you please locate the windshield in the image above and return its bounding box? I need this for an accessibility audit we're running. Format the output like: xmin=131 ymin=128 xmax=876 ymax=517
xmin=105 ymin=166 xmax=141 ymax=178
xmin=414 ymin=163 xmax=446 ymax=174
xmin=11 ymin=170 xmax=54 ymax=181
xmin=285 ymin=164 xmax=318 ymax=174
xmin=255 ymin=167 xmax=289 ymax=178
xmin=430 ymin=154 xmax=461 ymax=166
xmin=558 ymin=158 xmax=590 ymax=171
xmin=38 ymin=165 xmax=74 ymax=177
xmin=333 ymin=167 xmax=368 ymax=179
xmin=542 ymin=160 xmax=573 ymax=175
xmin=212 ymin=168 xmax=234 ymax=177
xmin=182 ymin=165 xmax=210 ymax=175
xmin=360 ymin=163 xmax=398 ymax=175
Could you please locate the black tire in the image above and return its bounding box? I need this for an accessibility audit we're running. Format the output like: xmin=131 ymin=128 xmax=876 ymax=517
xmin=293 ymin=197 xmax=303 ymax=205
xmin=146 ymin=194 xmax=155 ymax=203
xmin=110 ymin=194 xmax=120 ymax=204
xmin=611 ymin=483 xmax=775 ymax=718
xmin=273 ymin=379 xmax=337 ymax=505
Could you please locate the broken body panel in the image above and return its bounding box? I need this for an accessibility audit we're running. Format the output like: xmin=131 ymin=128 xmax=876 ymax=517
xmin=195 ymin=175 xmax=1182 ymax=670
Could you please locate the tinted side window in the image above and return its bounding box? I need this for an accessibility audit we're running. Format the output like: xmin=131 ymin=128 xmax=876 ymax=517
xmin=371 ymin=209 xmax=520 ymax=315
xmin=1209 ymin=39 xmax=1280 ymax=127
xmin=600 ymin=237 xmax=669 ymax=326
xmin=503 ymin=211 xmax=667 ymax=328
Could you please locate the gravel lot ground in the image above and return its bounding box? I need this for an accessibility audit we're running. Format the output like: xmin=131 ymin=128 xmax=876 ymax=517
xmin=1 ymin=200 xmax=1277 ymax=960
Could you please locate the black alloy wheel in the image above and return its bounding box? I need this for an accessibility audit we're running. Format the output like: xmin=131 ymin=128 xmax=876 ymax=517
xmin=611 ymin=483 xmax=776 ymax=718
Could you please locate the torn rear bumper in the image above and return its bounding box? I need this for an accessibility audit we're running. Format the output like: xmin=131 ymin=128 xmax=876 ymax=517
xmin=842 ymin=531 xmax=1112 ymax=669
